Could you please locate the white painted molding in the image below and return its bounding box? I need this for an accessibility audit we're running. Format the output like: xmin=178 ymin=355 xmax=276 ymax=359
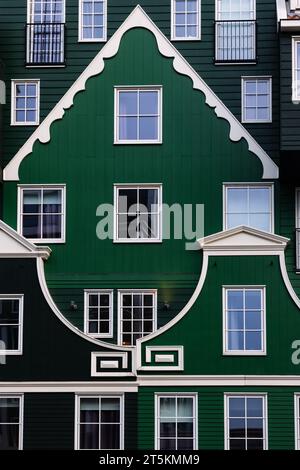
xmin=198 ymin=226 xmax=289 ymax=255
xmin=281 ymin=20 xmax=300 ymax=31
xmin=276 ymin=0 xmax=288 ymax=21
xmin=136 ymin=252 xmax=209 ymax=369
xmin=3 ymin=5 xmax=278 ymax=181
xmin=138 ymin=375 xmax=300 ymax=386
xmin=0 ymin=220 xmax=51 ymax=259
xmin=279 ymin=252 xmax=300 ymax=310
xmin=36 ymin=257 xmax=136 ymax=353
xmin=90 ymin=351 xmax=135 ymax=377
xmin=139 ymin=345 xmax=184 ymax=371
xmin=0 ymin=381 xmax=138 ymax=393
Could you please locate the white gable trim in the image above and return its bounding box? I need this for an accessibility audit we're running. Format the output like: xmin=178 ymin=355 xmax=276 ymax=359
xmin=0 ymin=220 xmax=51 ymax=259
xmin=198 ymin=225 xmax=289 ymax=255
xmin=3 ymin=5 xmax=278 ymax=181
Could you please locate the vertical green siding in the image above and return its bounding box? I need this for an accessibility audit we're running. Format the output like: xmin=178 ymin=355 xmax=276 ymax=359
xmin=138 ymin=387 xmax=297 ymax=450
xmin=0 ymin=0 xmax=279 ymax=167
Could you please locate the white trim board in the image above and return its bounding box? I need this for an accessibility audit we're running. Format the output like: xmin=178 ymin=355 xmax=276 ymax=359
xmin=3 ymin=5 xmax=278 ymax=181
xmin=0 ymin=220 xmax=51 ymax=259
xmin=137 ymin=375 xmax=300 ymax=386
xmin=0 ymin=382 xmax=138 ymax=393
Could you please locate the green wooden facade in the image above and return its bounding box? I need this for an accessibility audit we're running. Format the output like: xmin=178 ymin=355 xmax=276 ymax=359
xmin=0 ymin=0 xmax=300 ymax=451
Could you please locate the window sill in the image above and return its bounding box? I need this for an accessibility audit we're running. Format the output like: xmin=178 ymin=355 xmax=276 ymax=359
xmin=113 ymin=239 xmax=162 ymax=244
xmin=214 ymin=61 xmax=257 ymax=66
xmin=114 ymin=140 xmax=163 ymax=145
xmin=223 ymin=351 xmax=266 ymax=356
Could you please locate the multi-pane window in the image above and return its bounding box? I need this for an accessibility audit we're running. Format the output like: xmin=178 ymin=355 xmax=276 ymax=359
xmin=28 ymin=0 xmax=65 ymax=23
xmin=76 ymin=396 xmax=123 ymax=450
xmin=0 ymin=296 xmax=23 ymax=355
xmin=115 ymin=87 xmax=162 ymax=143
xmin=224 ymin=184 xmax=273 ymax=233
xmin=242 ymin=78 xmax=272 ymax=123
xmin=118 ymin=290 xmax=157 ymax=346
xmin=114 ymin=185 xmax=162 ymax=242
xmin=293 ymin=38 xmax=300 ymax=102
xmin=295 ymin=189 xmax=300 ymax=270
xmin=156 ymin=395 xmax=197 ymax=450
xmin=215 ymin=0 xmax=256 ymax=62
xmin=19 ymin=186 xmax=65 ymax=242
xmin=171 ymin=0 xmax=201 ymax=40
xmin=0 ymin=396 xmax=23 ymax=450
xmin=79 ymin=0 xmax=107 ymax=41
xmin=296 ymin=395 xmax=300 ymax=450
xmin=26 ymin=1 xmax=65 ymax=65
xmin=11 ymin=80 xmax=40 ymax=126
xmin=225 ymin=395 xmax=267 ymax=450
xmin=84 ymin=290 xmax=113 ymax=338
xmin=224 ymin=288 xmax=265 ymax=354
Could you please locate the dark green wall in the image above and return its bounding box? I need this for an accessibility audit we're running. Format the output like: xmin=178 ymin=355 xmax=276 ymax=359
xmin=0 ymin=258 xmax=134 ymax=381
xmin=280 ymin=34 xmax=300 ymax=150
xmin=141 ymin=255 xmax=300 ymax=375
xmin=138 ymin=387 xmax=297 ymax=450
xmin=0 ymin=0 xmax=279 ymax=167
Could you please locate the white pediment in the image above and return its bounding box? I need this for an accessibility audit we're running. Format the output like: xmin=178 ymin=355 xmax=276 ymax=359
xmin=0 ymin=220 xmax=51 ymax=259
xmin=198 ymin=226 xmax=289 ymax=254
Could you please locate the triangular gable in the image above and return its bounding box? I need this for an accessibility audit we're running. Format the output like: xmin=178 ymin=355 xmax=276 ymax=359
xmin=0 ymin=220 xmax=51 ymax=259
xmin=198 ymin=226 xmax=289 ymax=253
xmin=3 ymin=5 xmax=279 ymax=181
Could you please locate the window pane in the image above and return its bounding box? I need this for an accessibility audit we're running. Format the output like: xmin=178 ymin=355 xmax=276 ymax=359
xmin=249 ymin=213 xmax=270 ymax=232
xmin=139 ymin=189 xmax=158 ymax=212
xmin=0 ymin=398 xmax=19 ymax=423
xmin=23 ymin=190 xmax=41 ymax=213
xmin=177 ymin=398 xmax=193 ymax=417
xmin=119 ymin=117 xmax=138 ymax=140
xmin=227 ymin=213 xmax=249 ymax=228
xmin=257 ymin=108 xmax=269 ymax=121
xmin=118 ymin=189 xmax=137 ymax=213
xmin=177 ymin=420 xmax=193 ymax=437
xmin=160 ymin=398 xmax=176 ymax=418
xmin=16 ymin=111 xmax=25 ymax=122
xmin=245 ymin=331 xmax=261 ymax=350
xmin=228 ymin=311 xmax=244 ymax=329
xmin=177 ymin=439 xmax=194 ymax=450
xmin=80 ymin=423 xmax=99 ymax=449
xmin=160 ymin=421 xmax=176 ymax=437
xmin=229 ymin=438 xmax=246 ymax=450
xmin=101 ymin=398 xmax=120 ymax=423
xmin=160 ymin=438 xmax=176 ymax=450
xmin=43 ymin=190 xmax=62 ymax=213
xmin=175 ymin=26 xmax=185 ymax=37
xmin=247 ymin=439 xmax=264 ymax=450
xmin=22 ymin=215 xmax=42 ymax=238
xmin=229 ymin=418 xmax=246 ymax=438
xmin=249 ymin=188 xmax=270 ymax=213
xmin=245 ymin=81 xmax=256 ymax=93
xmin=247 ymin=419 xmax=263 ymax=438
xmin=227 ymin=290 xmax=243 ymax=309
xmin=139 ymin=116 xmax=158 ymax=140
xmin=0 ymin=424 xmax=19 ymax=450
xmin=245 ymin=311 xmax=261 ymax=330
xmin=245 ymin=108 xmax=256 ymax=121
xmin=0 ymin=300 xmax=19 ymax=324
xmin=228 ymin=331 xmax=244 ymax=350
xmin=227 ymin=188 xmax=248 ymax=213
xmin=245 ymin=290 xmax=261 ymax=309
xmin=139 ymin=91 xmax=158 ymax=115
xmin=94 ymin=2 xmax=104 ymax=14
xmin=100 ymin=423 xmax=120 ymax=449
xmin=80 ymin=398 xmax=99 ymax=423
xmin=42 ymin=214 xmax=62 ymax=239
xmin=187 ymin=1 xmax=197 ymax=12
xmin=229 ymin=398 xmax=245 ymax=417
xmin=247 ymin=398 xmax=263 ymax=417
xmin=119 ymin=92 xmax=137 ymax=115
xmin=0 ymin=326 xmax=19 ymax=350
xmin=187 ymin=25 xmax=197 ymax=37
xmin=175 ymin=0 xmax=185 ymax=12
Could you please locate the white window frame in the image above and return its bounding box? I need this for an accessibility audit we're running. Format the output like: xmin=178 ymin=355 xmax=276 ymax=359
xmin=295 ymin=394 xmax=300 ymax=450
xmin=171 ymin=0 xmax=201 ymax=41
xmin=84 ymin=289 xmax=113 ymax=339
xmin=11 ymin=80 xmax=40 ymax=126
xmin=0 ymin=394 xmax=24 ymax=450
xmin=113 ymin=184 xmax=163 ymax=243
xmin=224 ymin=393 xmax=268 ymax=450
xmin=114 ymin=86 xmax=163 ymax=144
xmin=74 ymin=394 xmax=124 ymax=450
xmin=241 ymin=77 xmax=272 ymax=123
xmin=223 ymin=183 xmax=274 ymax=233
xmin=27 ymin=0 xmax=66 ymax=24
xmin=17 ymin=184 xmax=66 ymax=244
xmin=78 ymin=0 xmax=107 ymax=43
xmin=223 ymin=286 xmax=266 ymax=356
xmin=215 ymin=0 xmax=256 ymax=63
xmin=292 ymin=37 xmax=300 ymax=103
xmin=117 ymin=289 xmax=157 ymax=346
xmin=155 ymin=393 xmax=198 ymax=450
xmin=0 ymin=295 xmax=24 ymax=356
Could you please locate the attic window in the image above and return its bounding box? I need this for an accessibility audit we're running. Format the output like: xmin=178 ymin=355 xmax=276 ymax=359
xmin=171 ymin=0 xmax=201 ymax=41
xmin=79 ymin=0 xmax=107 ymax=42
